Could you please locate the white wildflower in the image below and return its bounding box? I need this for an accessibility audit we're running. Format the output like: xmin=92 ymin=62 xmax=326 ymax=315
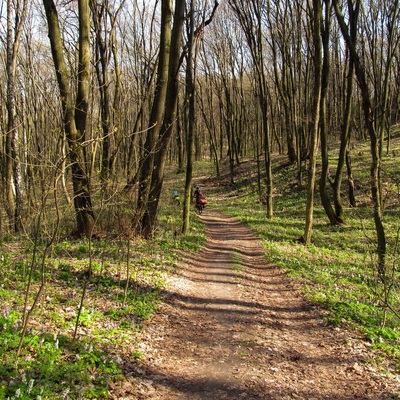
xmin=27 ymin=379 xmax=34 ymax=394
xmin=61 ymin=388 xmax=70 ymax=398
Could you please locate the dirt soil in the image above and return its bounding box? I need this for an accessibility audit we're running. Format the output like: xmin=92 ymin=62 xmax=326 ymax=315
xmin=117 ymin=210 xmax=400 ymax=399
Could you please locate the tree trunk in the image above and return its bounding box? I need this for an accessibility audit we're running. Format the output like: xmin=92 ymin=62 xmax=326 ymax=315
xmin=334 ymin=48 xmax=356 ymax=216
xmin=182 ymin=0 xmax=196 ymax=236
xmin=346 ymin=150 xmax=357 ymax=208
xmin=319 ymin=0 xmax=342 ymax=225
xmin=135 ymin=0 xmax=172 ymax=235
xmin=263 ymin=104 xmax=273 ymax=219
xmin=43 ymin=0 xmax=94 ymax=238
xmin=228 ymin=0 xmax=273 ymax=217
xmin=91 ymin=0 xmax=124 ymax=186
xmin=5 ymin=0 xmax=15 ymax=231
xmin=303 ymin=0 xmax=323 ymax=245
xmin=141 ymin=0 xmax=185 ymax=238
xmin=176 ymin=102 xmax=184 ymax=174
xmin=5 ymin=0 xmax=28 ymax=233
xmin=92 ymin=1 xmax=113 ymax=184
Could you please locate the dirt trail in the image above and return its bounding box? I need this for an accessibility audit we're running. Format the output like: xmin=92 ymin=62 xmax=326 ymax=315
xmin=121 ymin=210 xmax=399 ymax=399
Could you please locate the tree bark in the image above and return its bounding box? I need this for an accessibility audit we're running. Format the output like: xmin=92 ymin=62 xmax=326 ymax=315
xmin=346 ymin=150 xmax=357 ymax=208
xmin=141 ymin=0 xmax=185 ymax=238
xmin=91 ymin=1 xmax=113 ymax=184
xmin=91 ymin=0 xmax=124 ymax=185
xmin=319 ymin=0 xmax=342 ymax=225
xmin=5 ymin=0 xmax=28 ymax=233
xmin=303 ymin=0 xmax=323 ymax=245
xmin=182 ymin=0 xmax=196 ymax=236
xmin=333 ymin=12 xmax=357 ymax=216
xmin=228 ymin=0 xmax=273 ymax=217
xmin=43 ymin=0 xmax=94 ymax=237
xmin=134 ymin=0 xmax=172 ymax=235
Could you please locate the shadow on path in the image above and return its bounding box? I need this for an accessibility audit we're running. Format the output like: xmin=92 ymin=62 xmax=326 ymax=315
xmin=122 ymin=210 xmax=399 ymax=400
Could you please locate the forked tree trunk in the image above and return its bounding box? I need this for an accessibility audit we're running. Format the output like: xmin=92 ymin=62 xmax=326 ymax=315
xmin=333 ymin=0 xmax=388 ymax=277
xmin=332 ymin=0 xmax=357 ymax=221
xmin=142 ymin=0 xmax=185 ymax=238
xmin=43 ymin=0 xmax=94 ymax=238
xmin=140 ymin=0 xmax=218 ymax=238
xmin=319 ymin=0 xmax=344 ymax=225
xmin=134 ymin=0 xmax=172 ymax=235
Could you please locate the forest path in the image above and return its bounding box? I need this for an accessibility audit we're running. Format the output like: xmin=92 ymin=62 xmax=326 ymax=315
xmin=120 ymin=210 xmax=399 ymax=399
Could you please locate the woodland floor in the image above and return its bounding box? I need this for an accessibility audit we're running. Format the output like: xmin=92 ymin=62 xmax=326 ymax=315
xmin=111 ymin=209 xmax=400 ymax=399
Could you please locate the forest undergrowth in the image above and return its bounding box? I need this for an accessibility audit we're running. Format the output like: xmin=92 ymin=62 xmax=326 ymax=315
xmin=0 ymin=177 xmax=205 ymax=399
xmin=1 ymin=139 xmax=400 ymax=399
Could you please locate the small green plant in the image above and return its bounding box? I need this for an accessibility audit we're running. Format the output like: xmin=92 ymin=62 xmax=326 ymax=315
xmin=78 ymin=307 xmax=105 ymax=328
xmin=232 ymin=252 xmax=243 ymax=274
xmin=132 ymin=349 xmax=143 ymax=359
xmin=133 ymin=292 xmax=160 ymax=320
xmin=57 ymin=263 xmax=74 ymax=280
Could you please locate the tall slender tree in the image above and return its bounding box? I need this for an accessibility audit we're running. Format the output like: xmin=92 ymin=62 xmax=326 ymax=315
xmin=90 ymin=0 xmax=125 ymax=186
xmin=303 ymin=0 xmax=323 ymax=244
xmin=318 ymin=0 xmax=343 ymax=225
xmin=5 ymin=0 xmax=28 ymax=232
xmin=333 ymin=12 xmax=358 ymax=214
xmin=182 ymin=0 xmax=197 ymax=235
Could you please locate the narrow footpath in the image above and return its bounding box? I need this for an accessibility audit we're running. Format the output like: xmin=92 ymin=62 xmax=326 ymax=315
xmin=120 ymin=210 xmax=399 ymax=399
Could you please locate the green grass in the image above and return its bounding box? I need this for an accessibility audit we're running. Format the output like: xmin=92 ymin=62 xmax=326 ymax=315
xmin=232 ymin=252 xmax=244 ymax=274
